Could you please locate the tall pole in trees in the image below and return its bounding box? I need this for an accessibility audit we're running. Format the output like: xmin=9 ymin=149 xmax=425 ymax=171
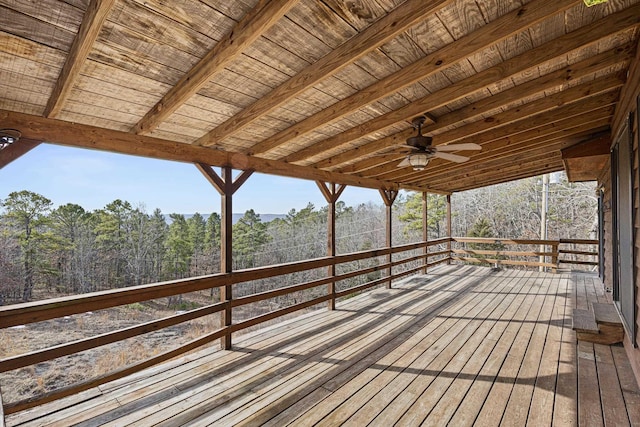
xmin=317 ymin=181 xmax=346 ymax=310
xmin=196 ymin=164 xmax=253 ymax=350
xmin=380 ymin=189 xmax=399 ymax=289
xmin=540 ymin=173 xmax=550 ymax=272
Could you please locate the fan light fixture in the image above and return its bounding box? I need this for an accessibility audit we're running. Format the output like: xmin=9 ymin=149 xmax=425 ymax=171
xmin=0 ymin=129 xmax=20 ymax=149
xmin=408 ymin=153 xmax=430 ymax=171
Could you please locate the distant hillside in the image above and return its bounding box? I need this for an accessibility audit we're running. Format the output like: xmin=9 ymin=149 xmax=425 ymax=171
xmin=166 ymin=213 xmax=287 ymax=224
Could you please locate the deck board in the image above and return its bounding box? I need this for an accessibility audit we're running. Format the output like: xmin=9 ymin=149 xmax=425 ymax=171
xmin=5 ymin=265 xmax=640 ymax=426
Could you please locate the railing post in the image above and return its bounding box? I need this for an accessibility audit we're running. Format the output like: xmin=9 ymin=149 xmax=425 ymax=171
xmin=380 ymin=189 xmax=399 ymax=289
xmin=446 ymin=194 xmax=452 ymax=264
xmin=196 ymin=164 xmax=253 ymax=350
xmin=422 ymin=191 xmax=428 ymax=274
xmin=317 ymin=182 xmax=346 ymax=310
xmin=552 ymin=241 xmax=559 ymax=273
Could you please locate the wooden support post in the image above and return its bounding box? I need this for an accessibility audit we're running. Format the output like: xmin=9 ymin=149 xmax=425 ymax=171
xmin=551 ymin=242 xmax=559 ymax=273
xmin=446 ymin=194 xmax=452 ymax=264
xmin=422 ymin=191 xmax=428 ymax=274
xmin=317 ymin=181 xmax=346 ymax=310
xmin=380 ymin=189 xmax=399 ymax=288
xmin=0 ymin=138 xmax=41 ymax=169
xmin=196 ymin=164 xmax=253 ymax=350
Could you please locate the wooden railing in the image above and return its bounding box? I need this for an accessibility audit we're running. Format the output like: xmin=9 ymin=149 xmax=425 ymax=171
xmin=0 ymin=236 xmax=598 ymax=416
xmin=0 ymin=238 xmax=450 ymax=414
xmin=450 ymin=237 xmax=598 ymax=271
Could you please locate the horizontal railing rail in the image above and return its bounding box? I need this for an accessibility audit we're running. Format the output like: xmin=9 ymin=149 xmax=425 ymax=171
xmin=0 ymin=238 xmax=450 ymax=414
xmin=450 ymin=237 xmax=599 ymax=271
xmin=0 ymin=235 xmax=597 ymax=415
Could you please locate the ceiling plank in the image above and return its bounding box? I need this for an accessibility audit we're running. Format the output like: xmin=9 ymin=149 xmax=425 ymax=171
xmin=134 ymin=0 xmax=299 ymax=135
xmin=246 ymin=0 xmax=601 ymax=157
xmin=283 ymin=11 xmax=638 ymax=163
xmin=44 ymin=0 xmax=117 ymax=118
xmin=393 ymin=120 xmax=612 ymax=186
xmin=436 ymin=159 xmax=566 ymax=193
xmin=313 ymin=44 xmax=629 ymax=171
xmin=195 ymin=0 xmax=454 ymax=147
xmin=374 ymin=102 xmax=615 ymax=181
xmin=0 ymin=109 xmax=413 ymax=192
xmin=432 ymin=74 xmax=622 ymax=145
xmin=0 ymin=138 xmax=42 ymax=169
xmin=341 ymin=86 xmax=618 ymax=179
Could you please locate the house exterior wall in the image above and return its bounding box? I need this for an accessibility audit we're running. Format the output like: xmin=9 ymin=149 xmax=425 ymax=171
xmin=600 ymin=40 xmax=640 ymax=382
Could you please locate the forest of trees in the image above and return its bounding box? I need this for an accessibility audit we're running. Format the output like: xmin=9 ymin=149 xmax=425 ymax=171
xmin=0 ymin=173 xmax=597 ymax=305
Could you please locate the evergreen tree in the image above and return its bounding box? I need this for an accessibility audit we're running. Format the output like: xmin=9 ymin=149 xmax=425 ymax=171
xmin=0 ymin=191 xmax=54 ymax=300
xmin=233 ymin=209 xmax=270 ymax=268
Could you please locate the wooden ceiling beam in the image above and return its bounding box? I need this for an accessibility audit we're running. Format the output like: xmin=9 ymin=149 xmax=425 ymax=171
xmin=613 ymin=32 xmax=640 ymax=135
xmin=271 ymin=5 xmax=640 ymax=162
xmin=312 ymin=43 xmax=633 ymax=172
xmin=134 ymin=0 xmax=298 ymax=135
xmin=285 ymin=37 xmax=632 ymax=164
xmin=442 ymin=161 xmax=566 ymax=193
xmin=0 ymin=109 xmax=406 ymax=192
xmin=387 ymin=113 xmax=612 ymax=184
xmin=348 ymin=89 xmax=617 ymax=180
xmin=0 ymin=138 xmax=42 ymax=169
xmin=374 ymin=106 xmax=614 ymax=182
xmin=44 ymin=0 xmax=116 ymax=118
xmin=246 ymin=0 xmax=584 ymax=156
xmin=433 ymin=74 xmax=622 ymax=145
xmin=195 ymin=0 xmax=454 ymax=147
xmin=423 ymin=145 xmax=586 ymax=187
xmin=403 ymin=129 xmax=611 ymax=186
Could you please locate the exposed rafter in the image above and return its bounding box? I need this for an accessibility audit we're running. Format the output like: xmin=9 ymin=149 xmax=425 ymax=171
xmin=0 ymin=138 xmax=42 ymax=169
xmin=0 ymin=110 xmax=423 ymax=192
xmin=195 ymin=0 xmax=455 ymax=147
xmin=134 ymin=0 xmax=299 ymax=135
xmin=283 ymin=9 xmax=638 ymax=164
xmin=44 ymin=0 xmax=116 ymax=118
xmin=244 ymin=0 xmax=584 ymax=157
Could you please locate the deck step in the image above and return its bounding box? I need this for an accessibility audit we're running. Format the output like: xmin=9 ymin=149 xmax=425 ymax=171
xmin=572 ymin=304 xmax=624 ymax=345
xmin=593 ymin=303 xmax=623 ymax=326
xmin=573 ymin=309 xmax=598 ymax=333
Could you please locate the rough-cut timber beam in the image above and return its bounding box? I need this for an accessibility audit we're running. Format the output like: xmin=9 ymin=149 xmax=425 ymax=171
xmin=561 ymin=134 xmax=611 ymax=182
xmin=333 ymin=48 xmax=628 ymax=175
xmin=370 ymin=92 xmax=618 ymax=181
xmin=382 ymin=110 xmax=613 ymax=183
xmin=0 ymin=110 xmax=408 ymax=192
xmin=196 ymin=0 xmax=454 ymax=147
xmin=0 ymin=138 xmax=42 ymax=169
xmin=44 ymin=0 xmax=116 ymax=118
xmin=134 ymin=0 xmax=298 ymax=135
xmin=245 ymin=0 xmax=584 ymax=157
xmin=612 ymin=31 xmax=640 ymax=136
xmin=286 ymin=9 xmax=639 ymax=164
xmin=444 ymin=159 xmax=566 ymax=193
xmin=407 ymin=129 xmax=611 ymax=186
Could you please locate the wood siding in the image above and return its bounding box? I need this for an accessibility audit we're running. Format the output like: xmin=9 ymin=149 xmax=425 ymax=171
xmin=601 ymin=37 xmax=640 ymax=382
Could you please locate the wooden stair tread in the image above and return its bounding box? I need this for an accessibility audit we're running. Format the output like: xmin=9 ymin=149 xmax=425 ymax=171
xmin=592 ymin=303 xmax=623 ymax=326
xmin=572 ymin=309 xmax=599 ymax=333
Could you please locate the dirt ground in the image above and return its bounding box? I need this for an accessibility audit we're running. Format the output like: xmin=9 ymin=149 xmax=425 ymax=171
xmin=0 ymin=292 xmax=322 ymax=406
xmin=0 ymin=297 xmax=220 ymax=405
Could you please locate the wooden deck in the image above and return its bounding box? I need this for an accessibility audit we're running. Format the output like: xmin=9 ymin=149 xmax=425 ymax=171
xmin=5 ymin=265 xmax=640 ymax=426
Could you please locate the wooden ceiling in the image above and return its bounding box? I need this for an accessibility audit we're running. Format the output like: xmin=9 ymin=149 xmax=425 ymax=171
xmin=1 ymin=0 xmax=639 ymax=194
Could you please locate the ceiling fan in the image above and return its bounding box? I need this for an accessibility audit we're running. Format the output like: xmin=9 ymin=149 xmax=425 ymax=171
xmin=398 ymin=116 xmax=481 ymax=170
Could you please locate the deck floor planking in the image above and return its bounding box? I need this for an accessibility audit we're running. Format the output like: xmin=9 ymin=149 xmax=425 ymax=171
xmin=4 ymin=265 xmax=640 ymax=427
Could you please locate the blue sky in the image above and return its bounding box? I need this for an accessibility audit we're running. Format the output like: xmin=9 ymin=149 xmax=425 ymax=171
xmin=1 ymin=144 xmax=383 ymax=214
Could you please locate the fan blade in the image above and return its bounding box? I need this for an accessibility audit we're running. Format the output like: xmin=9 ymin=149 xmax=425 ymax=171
xmin=397 ymin=157 xmax=411 ymax=167
xmin=433 ymin=151 xmax=469 ymax=163
xmin=436 ymin=143 xmax=481 ymax=152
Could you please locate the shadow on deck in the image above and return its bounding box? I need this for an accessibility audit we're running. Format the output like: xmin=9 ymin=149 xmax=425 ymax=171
xmin=6 ymin=265 xmax=640 ymax=426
